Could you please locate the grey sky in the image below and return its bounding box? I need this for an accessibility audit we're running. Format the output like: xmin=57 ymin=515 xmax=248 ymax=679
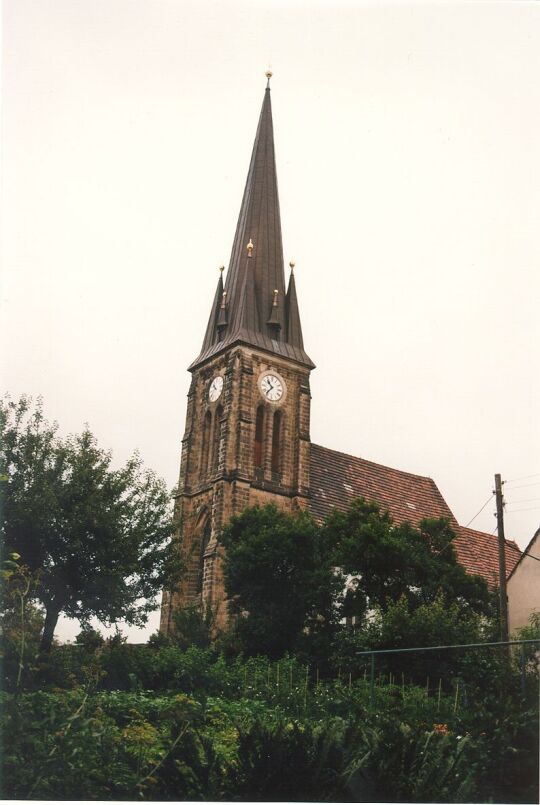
xmin=2 ymin=0 xmax=539 ymax=642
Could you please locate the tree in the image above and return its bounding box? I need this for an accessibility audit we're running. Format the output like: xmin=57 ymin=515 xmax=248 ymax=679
xmin=324 ymin=498 xmax=496 ymax=679
xmin=220 ymin=505 xmax=342 ymax=659
xmin=1 ymin=395 xmax=180 ymax=652
xmin=323 ymin=498 xmax=492 ymax=619
xmin=219 ymin=499 xmax=494 ymax=666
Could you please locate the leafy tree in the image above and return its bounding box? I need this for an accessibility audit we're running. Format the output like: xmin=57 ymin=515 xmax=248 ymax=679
xmin=324 ymin=498 xmax=492 ymax=619
xmin=1 ymin=395 xmax=180 ymax=652
xmin=171 ymin=604 xmax=215 ymax=651
xmin=220 ymin=505 xmax=342 ymax=659
xmin=219 ymin=499 xmax=494 ymax=667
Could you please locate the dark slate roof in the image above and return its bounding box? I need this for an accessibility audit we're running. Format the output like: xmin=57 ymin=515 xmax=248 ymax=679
xmin=190 ymin=86 xmax=314 ymax=371
xmin=309 ymin=443 xmax=521 ymax=584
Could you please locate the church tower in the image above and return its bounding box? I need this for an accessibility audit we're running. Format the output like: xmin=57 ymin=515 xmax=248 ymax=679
xmin=160 ymin=78 xmax=315 ymax=632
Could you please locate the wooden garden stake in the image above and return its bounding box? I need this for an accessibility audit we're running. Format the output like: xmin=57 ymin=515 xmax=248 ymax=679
xmin=426 ymin=676 xmax=429 ymax=698
xmin=437 ymin=678 xmax=442 ymax=711
xmin=454 ymin=680 xmax=460 ymax=713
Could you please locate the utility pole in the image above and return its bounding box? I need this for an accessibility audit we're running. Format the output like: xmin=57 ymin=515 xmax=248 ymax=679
xmin=494 ymin=473 xmax=509 ymax=643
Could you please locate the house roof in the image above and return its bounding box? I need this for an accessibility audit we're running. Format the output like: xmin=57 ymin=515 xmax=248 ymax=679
xmin=309 ymin=443 xmax=456 ymax=528
xmin=506 ymin=526 xmax=540 ymax=581
xmin=309 ymin=443 xmax=521 ymax=584
xmin=454 ymin=526 xmax=521 ymax=583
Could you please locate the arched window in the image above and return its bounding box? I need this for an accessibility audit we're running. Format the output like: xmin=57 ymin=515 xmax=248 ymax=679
xmin=196 ymin=520 xmax=211 ymax=596
xmin=271 ymin=410 xmax=282 ymax=477
xmin=254 ymin=405 xmax=265 ymax=469
xmin=200 ymin=410 xmax=212 ymax=478
xmin=212 ymin=405 xmax=223 ymax=471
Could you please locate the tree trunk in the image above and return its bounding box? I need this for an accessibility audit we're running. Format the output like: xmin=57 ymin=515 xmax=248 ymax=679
xmin=40 ymin=605 xmax=61 ymax=654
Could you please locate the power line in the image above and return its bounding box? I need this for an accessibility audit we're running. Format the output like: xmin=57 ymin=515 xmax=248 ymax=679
xmin=505 ymin=506 xmax=540 ymax=514
xmin=513 ymin=548 xmax=540 ymax=565
xmin=505 ymin=497 xmax=540 ymax=505
xmin=505 ymin=472 xmax=540 ymax=484
xmin=465 ymin=494 xmax=493 ymax=527
xmin=504 ymin=481 xmax=540 ymax=491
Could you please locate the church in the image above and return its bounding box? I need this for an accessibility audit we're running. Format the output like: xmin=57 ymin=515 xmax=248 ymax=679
xmin=160 ymin=77 xmax=521 ymax=634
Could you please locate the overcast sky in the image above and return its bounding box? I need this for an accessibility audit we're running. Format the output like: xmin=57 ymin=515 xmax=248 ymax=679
xmin=2 ymin=0 xmax=539 ymax=642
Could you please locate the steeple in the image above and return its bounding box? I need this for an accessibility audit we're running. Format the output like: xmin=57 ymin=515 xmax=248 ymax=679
xmin=190 ymin=80 xmax=314 ymax=370
xmin=285 ymin=262 xmax=304 ymax=349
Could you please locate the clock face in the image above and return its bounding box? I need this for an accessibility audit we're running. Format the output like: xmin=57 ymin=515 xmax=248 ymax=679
xmin=260 ymin=373 xmax=284 ymax=402
xmin=208 ymin=375 xmax=223 ymax=402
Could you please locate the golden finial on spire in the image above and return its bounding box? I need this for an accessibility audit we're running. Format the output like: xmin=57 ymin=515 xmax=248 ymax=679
xmin=265 ymin=69 xmax=273 ymax=88
xmin=219 ymin=264 xmax=225 ymax=273
xmin=272 ymin=289 xmax=279 ymax=306
xmin=247 ymin=238 xmax=254 ymax=257
xmin=289 ymin=260 xmax=295 ymax=272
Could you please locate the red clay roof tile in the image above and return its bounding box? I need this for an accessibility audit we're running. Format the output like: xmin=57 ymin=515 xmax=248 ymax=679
xmin=309 ymin=443 xmax=520 ymax=584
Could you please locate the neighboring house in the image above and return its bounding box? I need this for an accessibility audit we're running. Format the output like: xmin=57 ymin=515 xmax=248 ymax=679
xmin=507 ymin=527 xmax=540 ymax=635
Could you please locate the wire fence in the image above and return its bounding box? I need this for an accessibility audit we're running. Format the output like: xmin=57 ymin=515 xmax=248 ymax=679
xmin=355 ymin=637 xmax=540 ymax=706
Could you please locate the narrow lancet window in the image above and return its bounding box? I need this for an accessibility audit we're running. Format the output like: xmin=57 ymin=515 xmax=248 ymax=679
xmin=212 ymin=405 xmax=223 ymax=471
xmin=196 ymin=521 xmax=211 ymax=596
xmin=254 ymin=406 xmax=265 ymax=469
xmin=271 ymin=410 xmax=282 ymax=476
xmin=200 ymin=410 xmax=212 ymax=478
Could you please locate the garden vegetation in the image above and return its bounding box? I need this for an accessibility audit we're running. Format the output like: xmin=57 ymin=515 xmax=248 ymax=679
xmin=1 ymin=396 xmax=538 ymax=801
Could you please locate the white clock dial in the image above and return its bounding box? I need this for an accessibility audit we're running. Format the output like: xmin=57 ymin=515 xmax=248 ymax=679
xmin=208 ymin=376 xmax=223 ymax=402
xmin=260 ymin=373 xmax=284 ymax=402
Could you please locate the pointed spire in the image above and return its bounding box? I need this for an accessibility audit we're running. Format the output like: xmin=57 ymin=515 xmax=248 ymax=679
xmin=189 ymin=80 xmax=314 ymax=370
xmin=285 ymin=261 xmax=304 ymax=349
xmin=199 ymin=268 xmax=225 ymax=353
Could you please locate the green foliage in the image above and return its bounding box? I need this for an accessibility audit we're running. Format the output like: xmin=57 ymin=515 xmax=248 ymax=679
xmin=2 ymin=675 xmax=537 ymax=802
xmin=171 ymin=603 xmax=215 ymax=650
xmin=220 ymin=504 xmax=343 ymax=659
xmin=218 ymin=500 xmax=494 ymax=668
xmin=324 ymin=498 xmax=492 ymax=618
xmin=227 ymin=717 xmax=372 ymax=801
xmin=515 ymin=612 xmax=540 ymax=672
xmin=333 ymin=594 xmax=491 ymax=684
xmin=0 ymin=553 xmax=44 ymax=691
xmin=1 ymin=394 xmax=181 ymax=652
xmin=370 ymin=723 xmax=479 ymax=803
